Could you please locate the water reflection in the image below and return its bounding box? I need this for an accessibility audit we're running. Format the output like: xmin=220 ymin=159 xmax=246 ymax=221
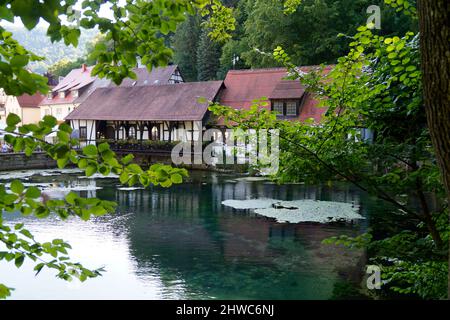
xmin=0 ymin=171 xmax=380 ymax=299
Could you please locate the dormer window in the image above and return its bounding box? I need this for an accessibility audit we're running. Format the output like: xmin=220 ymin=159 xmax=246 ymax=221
xmin=286 ymin=101 xmax=298 ymax=116
xmin=47 ymin=92 xmax=53 ymax=100
xmin=271 ymin=100 xmax=299 ymax=117
xmin=59 ymin=91 xmax=65 ymax=99
xmin=72 ymin=90 xmax=79 ymax=98
xmin=273 ymin=101 xmax=284 ymax=115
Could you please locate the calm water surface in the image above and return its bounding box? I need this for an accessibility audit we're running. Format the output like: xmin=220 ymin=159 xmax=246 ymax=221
xmin=0 ymin=169 xmax=391 ymax=299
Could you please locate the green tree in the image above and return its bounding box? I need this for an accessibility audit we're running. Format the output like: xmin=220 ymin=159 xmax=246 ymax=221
xmin=234 ymin=0 xmax=417 ymax=68
xmin=197 ymin=28 xmax=222 ymax=81
xmin=49 ymin=34 xmax=114 ymax=78
xmin=48 ymin=57 xmax=86 ymax=77
xmin=3 ymin=25 xmax=97 ymax=74
xmin=217 ymin=0 xmax=252 ymax=77
xmin=172 ymin=13 xmax=202 ymax=82
xmin=416 ymin=0 xmax=450 ymax=297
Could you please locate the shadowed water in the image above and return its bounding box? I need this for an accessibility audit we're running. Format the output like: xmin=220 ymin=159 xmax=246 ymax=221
xmin=0 ymin=170 xmax=392 ymax=299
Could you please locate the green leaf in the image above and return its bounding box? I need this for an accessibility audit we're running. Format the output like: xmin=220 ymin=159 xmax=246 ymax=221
xmin=35 ymin=206 xmax=50 ymax=218
xmin=42 ymin=115 xmax=57 ymax=128
xmin=6 ymin=113 xmax=21 ymax=127
xmin=160 ymin=179 xmax=172 ymax=188
xmin=98 ymin=165 xmax=110 ymax=176
xmin=24 ymin=146 xmax=33 ymax=156
xmin=119 ymin=171 xmax=129 ymax=184
xmin=15 ymin=254 xmax=25 ymax=268
xmin=64 ymin=28 xmax=81 ymax=47
xmin=0 ymin=284 xmax=12 ymax=299
xmin=14 ymin=223 xmax=24 ymax=230
xmin=20 ymin=229 xmax=33 ymax=239
xmin=0 ymin=6 xmax=14 ymax=22
xmin=82 ymin=145 xmax=98 ymax=157
xmin=58 ymin=123 xmax=73 ymax=133
xmin=34 ymin=263 xmax=45 ymax=275
xmin=10 ymin=180 xmax=24 ymax=194
xmin=98 ymin=142 xmax=110 ymax=153
xmin=25 ymin=186 xmax=41 ymax=199
xmin=170 ymin=173 xmax=183 ymax=184
xmin=127 ymin=164 xmax=143 ymax=174
xmin=91 ymin=206 xmax=107 ymax=216
xmin=81 ymin=209 xmax=91 ymax=221
xmin=78 ymin=158 xmax=88 ymax=169
xmin=57 ymin=158 xmax=68 ymax=169
xmin=121 ymin=154 xmax=134 ymax=164
xmin=85 ymin=165 xmax=97 ymax=177
xmin=57 ymin=130 xmax=70 ymax=143
xmin=197 ymin=96 xmax=207 ymax=104
xmin=10 ymin=55 xmax=29 ymax=68
xmin=65 ymin=192 xmax=78 ymax=205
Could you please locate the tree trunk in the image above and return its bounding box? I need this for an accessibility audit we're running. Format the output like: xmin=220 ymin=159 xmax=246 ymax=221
xmin=417 ymin=0 xmax=450 ymax=299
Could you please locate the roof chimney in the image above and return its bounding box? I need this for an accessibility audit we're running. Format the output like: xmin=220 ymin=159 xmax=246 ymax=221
xmin=82 ymin=64 xmax=87 ymax=72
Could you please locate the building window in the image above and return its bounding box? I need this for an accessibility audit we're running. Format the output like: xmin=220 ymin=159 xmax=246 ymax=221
xmin=59 ymin=91 xmax=65 ymax=99
xmin=271 ymin=100 xmax=299 ymax=116
xmin=129 ymin=126 xmax=136 ymax=139
xmin=169 ymin=70 xmax=184 ymax=84
xmin=47 ymin=93 xmax=53 ymax=100
xmin=56 ymin=108 xmax=62 ymax=116
xmin=151 ymin=127 xmax=159 ymax=140
xmin=273 ymin=101 xmax=284 ymax=115
xmin=79 ymin=126 xmax=87 ymax=141
xmin=286 ymin=101 xmax=298 ymax=116
xmin=71 ymin=90 xmax=78 ymax=98
xmin=44 ymin=109 xmax=50 ymax=116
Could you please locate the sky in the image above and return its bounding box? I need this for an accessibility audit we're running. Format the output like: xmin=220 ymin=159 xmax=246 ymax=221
xmin=1 ymin=0 xmax=118 ymax=30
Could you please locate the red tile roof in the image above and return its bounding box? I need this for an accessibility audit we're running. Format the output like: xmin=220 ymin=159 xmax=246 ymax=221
xmin=41 ymin=65 xmax=181 ymax=106
xmin=17 ymin=93 xmax=45 ymax=108
xmin=270 ymin=80 xmax=305 ymax=99
xmin=66 ymin=81 xmax=224 ymax=121
xmin=40 ymin=66 xmax=96 ymax=106
xmin=298 ymin=93 xmax=328 ymax=122
xmin=220 ymin=68 xmax=288 ymax=110
xmin=219 ymin=66 xmax=333 ymax=124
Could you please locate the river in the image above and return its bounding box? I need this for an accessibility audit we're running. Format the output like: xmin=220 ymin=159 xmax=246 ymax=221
xmin=0 ymin=169 xmax=392 ymax=299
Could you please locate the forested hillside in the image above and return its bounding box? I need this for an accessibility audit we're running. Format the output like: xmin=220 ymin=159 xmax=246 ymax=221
xmin=4 ymin=25 xmax=97 ymax=74
xmin=171 ymin=0 xmax=417 ymax=81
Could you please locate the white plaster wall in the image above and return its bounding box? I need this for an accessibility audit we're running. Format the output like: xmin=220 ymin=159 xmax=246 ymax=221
xmin=41 ymin=103 xmax=78 ymax=122
xmin=70 ymin=119 xmax=96 ymax=146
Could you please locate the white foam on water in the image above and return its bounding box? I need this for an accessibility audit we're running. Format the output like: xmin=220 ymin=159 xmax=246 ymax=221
xmin=222 ymin=198 xmax=280 ymax=209
xmin=222 ymin=198 xmax=364 ymax=224
xmin=43 ymin=186 xmax=103 ymax=192
xmin=0 ymin=168 xmax=83 ymax=180
xmin=233 ymin=177 xmax=270 ymax=182
xmin=77 ymin=173 xmax=119 ymax=179
xmin=117 ymin=187 xmax=145 ymax=191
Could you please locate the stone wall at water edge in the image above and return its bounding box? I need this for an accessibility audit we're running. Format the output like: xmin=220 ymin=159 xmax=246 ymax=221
xmin=0 ymin=152 xmax=57 ymax=171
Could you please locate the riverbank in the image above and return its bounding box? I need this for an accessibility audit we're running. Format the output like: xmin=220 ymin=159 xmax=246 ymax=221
xmin=0 ymin=152 xmax=56 ymax=171
xmin=0 ymin=151 xmax=250 ymax=175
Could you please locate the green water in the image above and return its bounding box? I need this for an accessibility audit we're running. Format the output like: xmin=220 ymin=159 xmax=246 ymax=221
xmin=0 ymin=169 xmax=391 ymax=300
